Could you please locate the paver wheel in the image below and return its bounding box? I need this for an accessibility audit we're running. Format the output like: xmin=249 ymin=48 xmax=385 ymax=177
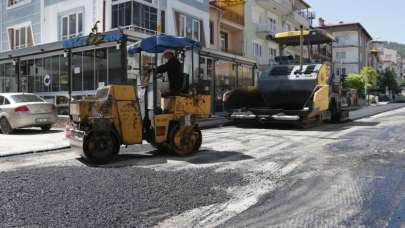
xmin=83 ymin=129 xmax=120 ymax=164
xmin=167 ymin=125 xmax=202 ymax=156
xmin=0 ymin=117 xmax=13 ymax=135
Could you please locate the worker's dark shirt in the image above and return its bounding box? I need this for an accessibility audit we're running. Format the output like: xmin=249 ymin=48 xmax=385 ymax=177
xmin=157 ymin=57 xmax=183 ymax=92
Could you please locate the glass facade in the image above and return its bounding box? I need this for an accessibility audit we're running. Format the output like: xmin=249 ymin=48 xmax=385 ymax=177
xmin=199 ymin=59 xmax=254 ymax=112
xmin=0 ymin=46 xmax=124 ymax=94
xmin=0 ymin=42 xmax=255 ymax=114
xmin=111 ymin=0 xmax=165 ymax=34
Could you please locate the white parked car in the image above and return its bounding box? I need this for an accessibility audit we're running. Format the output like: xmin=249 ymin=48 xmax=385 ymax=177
xmin=0 ymin=93 xmax=58 ymax=134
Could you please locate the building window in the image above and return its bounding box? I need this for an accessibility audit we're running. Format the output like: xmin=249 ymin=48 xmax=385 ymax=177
xmin=111 ymin=1 xmax=163 ymax=34
xmin=336 ymin=51 xmax=346 ymax=61
xmin=253 ymin=42 xmax=262 ymax=57
xmin=61 ymin=12 xmax=83 ymax=40
xmin=7 ymin=25 xmax=33 ymax=50
xmin=192 ymin=19 xmax=201 ymax=41
xmin=209 ymin=21 xmax=214 ymax=44
xmin=220 ymin=32 xmax=228 ymax=52
xmin=177 ymin=14 xmax=186 ymax=37
xmin=269 ymin=47 xmax=277 ymax=59
xmin=7 ymin=0 xmax=31 ymax=9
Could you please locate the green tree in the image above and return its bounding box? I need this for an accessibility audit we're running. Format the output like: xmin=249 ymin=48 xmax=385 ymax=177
xmin=344 ymin=73 xmax=365 ymax=93
xmin=360 ymin=67 xmax=380 ymax=91
xmin=379 ymin=67 xmax=400 ymax=93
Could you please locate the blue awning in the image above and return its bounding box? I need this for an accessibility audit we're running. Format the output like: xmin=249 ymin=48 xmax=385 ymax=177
xmin=127 ymin=34 xmax=200 ymax=54
xmin=63 ymin=30 xmax=121 ymax=49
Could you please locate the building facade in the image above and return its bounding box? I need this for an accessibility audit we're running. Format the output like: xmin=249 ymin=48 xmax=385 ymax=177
xmin=319 ymin=21 xmax=373 ymax=76
xmin=244 ymin=0 xmax=314 ymax=72
xmin=0 ymin=0 xmax=42 ymax=52
xmin=0 ymin=0 xmax=256 ymax=113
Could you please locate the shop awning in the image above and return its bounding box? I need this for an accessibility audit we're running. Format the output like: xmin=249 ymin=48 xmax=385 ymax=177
xmin=271 ymin=29 xmax=335 ymax=46
xmin=127 ymin=34 xmax=200 ymax=54
xmin=63 ymin=30 xmax=122 ymax=49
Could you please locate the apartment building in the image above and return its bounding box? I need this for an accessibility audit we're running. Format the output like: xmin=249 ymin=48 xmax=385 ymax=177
xmin=244 ymin=0 xmax=315 ymax=71
xmin=319 ymin=20 xmax=373 ymax=76
xmin=381 ymin=48 xmax=401 ymax=76
xmin=204 ymin=1 xmax=256 ymax=111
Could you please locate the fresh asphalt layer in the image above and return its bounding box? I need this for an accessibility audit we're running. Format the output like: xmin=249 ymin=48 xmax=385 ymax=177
xmin=0 ymin=105 xmax=405 ymax=227
xmin=1 ymin=103 xmax=405 ymax=158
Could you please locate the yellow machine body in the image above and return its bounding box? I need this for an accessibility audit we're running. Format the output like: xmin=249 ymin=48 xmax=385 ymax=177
xmin=70 ymin=85 xmax=211 ymax=162
xmin=312 ymin=64 xmax=330 ymax=114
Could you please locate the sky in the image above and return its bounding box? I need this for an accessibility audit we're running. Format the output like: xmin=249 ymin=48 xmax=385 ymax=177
xmin=306 ymin=0 xmax=405 ymax=44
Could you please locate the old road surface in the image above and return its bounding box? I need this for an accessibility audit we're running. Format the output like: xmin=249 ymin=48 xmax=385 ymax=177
xmin=1 ymin=108 xmax=405 ymax=227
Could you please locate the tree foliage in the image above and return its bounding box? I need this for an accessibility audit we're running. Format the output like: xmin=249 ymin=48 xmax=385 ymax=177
xmin=379 ymin=67 xmax=400 ymax=93
xmin=343 ymin=67 xmax=380 ymax=93
xmin=344 ymin=73 xmax=365 ymax=93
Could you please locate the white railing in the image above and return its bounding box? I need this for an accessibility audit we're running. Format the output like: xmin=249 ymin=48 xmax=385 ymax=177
xmin=256 ymin=23 xmax=279 ymax=34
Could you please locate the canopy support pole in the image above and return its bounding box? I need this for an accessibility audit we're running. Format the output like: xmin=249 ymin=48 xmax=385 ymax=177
xmin=300 ymin=25 xmax=304 ymax=71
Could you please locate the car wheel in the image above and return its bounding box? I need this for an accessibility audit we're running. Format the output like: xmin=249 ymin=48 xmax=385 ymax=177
xmin=0 ymin=117 xmax=13 ymax=135
xmin=41 ymin=125 xmax=52 ymax=131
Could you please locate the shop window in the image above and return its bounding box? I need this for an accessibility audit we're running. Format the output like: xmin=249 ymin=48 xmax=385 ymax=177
xmin=0 ymin=64 xmax=4 ymax=93
xmin=8 ymin=25 xmax=33 ymax=50
xmin=34 ymin=58 xmax=44 ymax=92
xmin=83 ymin=50 xmax=95 ymax=90
xmin=72 ymin=52 xmax=83 ymax=91
xmin=95 ymin=48 xmax=108 ymax=88
xmin=61 ymin=12 xmax=83 ymax=40
xmin=108 ymin=47 xmax=123 ymax=85
xmin=4 ymin=63 xmax=17 ymax=92
xmin=60 ymin=56 xmax=69 ymax=91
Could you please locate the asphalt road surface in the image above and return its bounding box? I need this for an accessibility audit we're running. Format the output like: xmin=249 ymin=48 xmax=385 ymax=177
xmin=1 ymin=107 xmax=405 ymax=227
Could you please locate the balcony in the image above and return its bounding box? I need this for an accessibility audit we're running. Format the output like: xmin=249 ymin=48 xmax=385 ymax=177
xmin=256 ymin=0 xmax=293 ymax=15
xmin=293 ymin=10 xmax=315 ymax=27
xmin=222 ymin=10 xmax=244 ymax=26
xmin=255 ymin=23 xmax=279 ymax=39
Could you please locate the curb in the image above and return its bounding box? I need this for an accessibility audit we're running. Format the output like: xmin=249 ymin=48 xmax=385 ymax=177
xmin=0 ymin=146 xmax=71 ymax=158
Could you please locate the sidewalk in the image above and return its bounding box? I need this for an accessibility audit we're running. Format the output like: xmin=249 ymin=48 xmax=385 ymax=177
xmin=0 ymin=129 xmax=69 ymax=157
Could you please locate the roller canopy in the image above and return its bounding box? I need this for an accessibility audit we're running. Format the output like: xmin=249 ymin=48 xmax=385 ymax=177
xmin=272 ymin=29 xmax=335 ymax=46
xmin=128 ymin=34 xmax=201 ymax=54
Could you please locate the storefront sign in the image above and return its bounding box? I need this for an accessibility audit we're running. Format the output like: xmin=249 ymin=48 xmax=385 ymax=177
xmin=44 ymin=75 xmax=51 ymax=87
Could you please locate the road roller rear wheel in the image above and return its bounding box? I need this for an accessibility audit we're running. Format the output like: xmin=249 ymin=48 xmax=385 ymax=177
xmin=83 ymin=129 xmax=119 ymax=164
xmin=167 ymin=125 xmax=202 ymax=156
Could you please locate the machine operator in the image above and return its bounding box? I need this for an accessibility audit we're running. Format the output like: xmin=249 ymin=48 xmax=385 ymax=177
xmin=157 ymin=50 xmax=183 ymax=95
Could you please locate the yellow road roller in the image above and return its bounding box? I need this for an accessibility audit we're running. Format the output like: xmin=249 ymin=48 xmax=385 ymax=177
xmin=68 ymin=34 xmax=211 ymax=163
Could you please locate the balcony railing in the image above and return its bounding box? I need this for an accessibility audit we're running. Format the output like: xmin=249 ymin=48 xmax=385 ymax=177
xmin=221 ymin=48 xmax=244 ymax=56
xmin=256 ymin=23 xmax=279 ymax=34
xmin=222 ymin=10 xmax=244 ymax=26
xmin=294 ymin=10 xmax=315 ymax=26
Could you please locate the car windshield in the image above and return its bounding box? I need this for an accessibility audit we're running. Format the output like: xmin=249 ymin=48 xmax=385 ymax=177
xmin=11 ymin=94 xmax=44 ymax=103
